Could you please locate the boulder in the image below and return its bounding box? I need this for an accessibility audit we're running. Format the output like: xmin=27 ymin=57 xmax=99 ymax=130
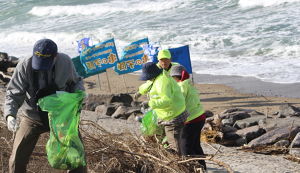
xmin=258 ymin=118 xmax=277 ymax=132
xmin=83 ymin=93 xmax=133 ymax=111
xmin=131 ymin=101 xmax=141 ymax=107
xmin=248 ymin=126 xmax=300 ymax=147
xmin=234 ymin=115 xmax=265 ymax=129
xmin=219 ymin=111 xmax=251 ymax=126
xmin=80 ymin=109 xmax=141 ymax=136
xmin=95 ymin=105 xmax=109 ymax=116
xmin=83 ymin=94 xmax=108 ymax=111
xmin=278 ymin=104 xmax=300 ymax=117
xmin=0 ymin=71 xmax=11 ymax=83
xmin=274 ymin=140 xmax=290 ymax=147
xmin=96 ymin=114 xmax=141 ymax=135
xmin=221 ymin=108 xmax=264 ymax=116
xmin=289 ymin=132 xmax=300 ymax=157
xmin=111 ymin=106 xmax=141 ymax=119
xmin=110 ymin=93 xmax=133 ymax=106
xmin=235 ymin=137 xmax=247 ymax=146
xmin=204 ymin=110 xmax=214 ymax=118
xmin=219 ymin=111 xmax=251 ymax=120
xmin=258 ymin=117 xmax=300 ymax=132
xmin=0 ymin=52 xmax=18 ymax=72
xmin=222 ymin=118 xmax=235 ymax=126
xmin=221 ymin=125 xmax=237 ymax=133
xmin=223 ymin=131 xmax=240 ymax=140
xmin=236 ymin=125 xmax=266 ymax=142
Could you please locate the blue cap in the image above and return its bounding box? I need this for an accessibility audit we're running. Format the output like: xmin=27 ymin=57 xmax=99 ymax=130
xmin=32 ymin=39 xmax=57 ymax=70
xmin=140 ymin=62 xmax=163 ymax=81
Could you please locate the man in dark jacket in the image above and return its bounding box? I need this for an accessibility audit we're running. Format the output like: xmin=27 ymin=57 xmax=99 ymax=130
xmin=4 ymin=39 xmax=86 ymax=173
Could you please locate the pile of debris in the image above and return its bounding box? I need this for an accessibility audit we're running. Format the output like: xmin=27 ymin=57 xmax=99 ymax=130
xmin=81 ymin=120 xmax=204 ymax=173
xmin=0 ymin=120 xmax=206 ymax=173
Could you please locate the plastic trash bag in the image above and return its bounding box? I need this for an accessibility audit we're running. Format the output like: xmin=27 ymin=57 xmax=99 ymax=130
xmin=140 ymin=109 xmax=163 ymax=136
xmin=38 ymin=90 xmax=86 ymax=170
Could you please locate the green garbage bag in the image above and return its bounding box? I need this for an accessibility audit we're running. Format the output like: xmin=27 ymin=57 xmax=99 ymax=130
xmin=38 ymin=90 xmax=86 ymax=170
xmin=140 ymin=110 xmax=163 ymax=136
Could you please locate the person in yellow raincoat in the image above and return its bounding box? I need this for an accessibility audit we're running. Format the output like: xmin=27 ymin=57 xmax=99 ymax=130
xmin=139 ymin=62 xmax=189 ymax=153
xmin=134 ymin=49 xmax=179 ymax=99
xmin=170 ymin=65 xmax=207 ymax=170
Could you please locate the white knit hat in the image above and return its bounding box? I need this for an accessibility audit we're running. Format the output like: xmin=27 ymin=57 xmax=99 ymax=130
xmin=170 ymin=65 xmax=186 ymax=77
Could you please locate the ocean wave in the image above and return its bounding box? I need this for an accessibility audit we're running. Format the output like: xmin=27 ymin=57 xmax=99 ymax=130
xmin=28 ymin=0 xmax=190 ymax=17
xmin=0 ymin=31 xmax=86 ymax=58
xmin=239 ymin=0 xmax=300 ymax=8
xmin=191 ymin=54 xmax=300 ymax=83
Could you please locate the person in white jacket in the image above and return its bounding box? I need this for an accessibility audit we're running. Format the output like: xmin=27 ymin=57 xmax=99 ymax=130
xmin=4 ymin=39 xmax=86 ymax=173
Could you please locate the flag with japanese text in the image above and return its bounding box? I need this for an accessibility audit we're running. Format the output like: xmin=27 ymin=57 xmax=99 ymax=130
xmin=77 ymin=38 xmax=90 ymax=53
xmin=142 ymin=43 xmax=160 ymax=63
xmin=114 ymin=38 xmax=149 ymax=75
xmin=80 ymin=38 xmax=119 ymax=74
xmin=72 ymin=56 xmax=105 ymax=78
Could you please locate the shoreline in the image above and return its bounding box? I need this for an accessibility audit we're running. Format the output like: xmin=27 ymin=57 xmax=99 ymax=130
xmin=193 ymin=73 xmax=300 ymax=98
xmin=131 ymin=71 xmax=300 ymax=98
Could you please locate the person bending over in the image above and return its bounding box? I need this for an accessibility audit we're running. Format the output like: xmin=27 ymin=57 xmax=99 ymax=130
xmin=4 ymin=39 xmax=86 ymax=173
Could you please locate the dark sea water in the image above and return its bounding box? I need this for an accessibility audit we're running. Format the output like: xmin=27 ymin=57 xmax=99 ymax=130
xmin=1 ymin=0 xmax=300 ymax=84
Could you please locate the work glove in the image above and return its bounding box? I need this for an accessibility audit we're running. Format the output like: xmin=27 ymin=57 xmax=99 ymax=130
xmin=133 ymin=92 xmax=142 ymax=101
xmin=7 ymin=115 xmax=18 ymax=132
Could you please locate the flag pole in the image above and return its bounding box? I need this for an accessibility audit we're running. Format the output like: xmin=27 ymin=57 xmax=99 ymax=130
xmin=105 ymin=70 xmax=112 ymax=93
xmin=191 ymin=72 xmax=195 ymax=84
xmin=97 ymin=74 xmax=101 ymax=90
xmin=122 ymin=75 xmax=128 ymax=93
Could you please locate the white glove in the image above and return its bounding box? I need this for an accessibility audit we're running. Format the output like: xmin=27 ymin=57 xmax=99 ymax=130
xmin=7 ymin=116 xmax=18 ymax=132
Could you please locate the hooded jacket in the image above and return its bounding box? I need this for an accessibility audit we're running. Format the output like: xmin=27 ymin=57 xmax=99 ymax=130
xmin=148 ymin=71 xmax=186 ymax=121
xmin=138 ymin=62 xmax=179 ymax=95
xmin=177 ymin=79 xmax=205 ymax=122
xmin=4 ymin=53 xmax=84 ymax=121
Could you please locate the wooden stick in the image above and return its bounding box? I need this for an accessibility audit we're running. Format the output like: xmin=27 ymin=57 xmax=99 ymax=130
xmin=205 ymin=142 xmax=223 ymax=153
xmin=191 ymin=72 xmax=195 ymax=84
